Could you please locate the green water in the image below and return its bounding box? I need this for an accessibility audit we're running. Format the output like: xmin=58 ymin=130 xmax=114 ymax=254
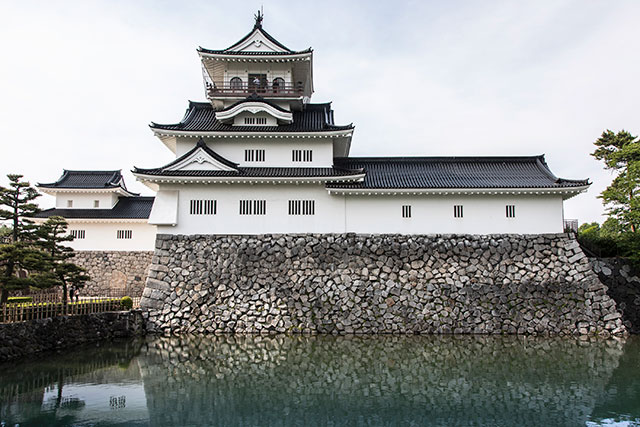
xmin=1 ymin=335 xmax=639 ymax=426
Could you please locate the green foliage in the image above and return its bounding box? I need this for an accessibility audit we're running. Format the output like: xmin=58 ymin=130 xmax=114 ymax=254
xmin=577 ymin=222 xmax=640 ymax=268
xmin=591 ymin=130 xmax=640 ymax=233
xmin=37 ymin=216 xmax=90 ymax=306
xmin=120 ymin=296 xmax=133 ymax=309
xmin=0 ymin=176 xmax=88 ymax=305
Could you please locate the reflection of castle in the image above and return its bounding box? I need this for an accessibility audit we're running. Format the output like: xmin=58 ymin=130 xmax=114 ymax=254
xmin=2 ymin=335 xmax=639 ymax=424
xmin=133 ymin=12 xmax=589 ymax=236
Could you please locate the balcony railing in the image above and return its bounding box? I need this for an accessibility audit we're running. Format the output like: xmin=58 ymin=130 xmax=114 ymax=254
xmin=207 ymin=81 xmax=304 ymax=98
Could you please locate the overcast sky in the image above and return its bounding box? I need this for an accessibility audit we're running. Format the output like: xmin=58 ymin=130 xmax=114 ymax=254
xmin=1 ymin=0 xmax=639 ymax=224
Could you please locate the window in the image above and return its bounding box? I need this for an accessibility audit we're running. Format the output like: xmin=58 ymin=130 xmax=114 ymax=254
xmin=230 ymin=77 xmax=243 ymax=91
xmin=190 ymin=199 xmax=217 ymax=215
xmin=70 ymin=230 xmax=85 ymax=239
xmin=67 ymin=200 xmax=73 ymax=208
xmin=272 ymin=77 xmax=285 ymax=93
xmin=506 ymin=205 xmax=516 ymax=218
xmin=244 ymin=117 xmax=267 ymax=125
xmin=402 ymin=205 xmax=412 ymax=218
xmin=94 ymin=200 xmax=100 ymax=208
xmin=244 ymin=149 xmax=265 ymax=162
xmin=117 ymin=230 xmax=133 ymax=239
xmin=248 ymin=73 xmax=266 ymax=92
xmin=288 ymin=200 xmax=315 ymax=215
xmin=239 ymin=200 xmax=266 ymax=215
xmin=292 ymin=149 xmax=313 ymax=162
xmin=454 ymin=205 xmax=464 ymax=218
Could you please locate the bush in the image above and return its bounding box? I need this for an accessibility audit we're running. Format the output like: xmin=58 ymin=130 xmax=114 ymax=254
xmin=7 ymin=296 xmax=33 ymax=304
xmin=121 ymin=296 xmax=133 ymax=310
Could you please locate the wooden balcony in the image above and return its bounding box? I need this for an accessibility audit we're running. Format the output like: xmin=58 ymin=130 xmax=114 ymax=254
xmin=206 ymin=81 xmax=304 ymax=98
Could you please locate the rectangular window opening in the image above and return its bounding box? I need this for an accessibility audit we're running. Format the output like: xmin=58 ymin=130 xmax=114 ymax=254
xmin=116 ymin=230 xmax=133 ymax=239
xmin=94 ymin=200 xmax=100 ymax=208
xmin=244 ymin=149 xmax=265 ymax=162
xmin=67 ymin=200 xmax=73 ymax=208
xmin=288 ymin=200 xmax=315 ymax=215
xmin=190 ymin=200 xmax=217 ymax=215
xmin=402 ymin=205 xmax=412 ymax=218
xmin=70 ymin=230 xmax=85 ymax=239
xmin=239 ymin=200 xmax=267 ymax=215
xmin=292 ymin=149 xmax=313 ymax=162
xmin=506 ymin=205 xmax=516 ymax=218
xmin=454 ymin=205 xmax=464 ymax=218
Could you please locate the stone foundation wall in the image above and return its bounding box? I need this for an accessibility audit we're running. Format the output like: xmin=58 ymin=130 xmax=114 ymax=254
xmin=141 ymin=234 xmax=626 ymax=336
xmin=0 ymin=311 xmax=145 ymax=362
xmin=73 ymin=251 xmax=154 ymax=297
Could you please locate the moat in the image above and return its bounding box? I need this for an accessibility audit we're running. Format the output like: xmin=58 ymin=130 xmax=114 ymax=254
xmin=1 ymin=335 xmax=639 ymax=426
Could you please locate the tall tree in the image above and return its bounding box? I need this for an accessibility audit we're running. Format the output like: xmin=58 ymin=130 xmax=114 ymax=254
xmin=38 ymin=216 xmax=89 ymax=310
xmin=0 ymin=175 xmax=56 ymax=303
xmin=591 ymin=130 xmax=640 ymax=233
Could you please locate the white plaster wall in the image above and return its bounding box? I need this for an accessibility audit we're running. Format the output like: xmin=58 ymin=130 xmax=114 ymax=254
xmin=175 ymin=138 xmax=335 ymax=167
xmin=55 ymin=192 xmax=118 ymax=209
xmin=344 ymin=194 xmax=565 ymax=235
xmin=154 ymin=184 xmax=566 ymax=235
xmin=66 ymin=222 xmax=157 ymax=251
xmin=156 ymin=184 xmax=345 ymax=235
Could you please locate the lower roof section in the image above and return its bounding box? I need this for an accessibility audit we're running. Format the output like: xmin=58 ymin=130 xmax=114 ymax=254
xmin=330 ymin=156 xmax=589 ymax=190
xmin=35 ymin=197 xmax=154 ymax=220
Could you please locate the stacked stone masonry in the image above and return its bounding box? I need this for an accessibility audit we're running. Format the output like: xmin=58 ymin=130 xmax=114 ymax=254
xmin=140 ymin=234 xmax=627 ymax=336
xmin=73 ymin=251 xmax=154 ymax=297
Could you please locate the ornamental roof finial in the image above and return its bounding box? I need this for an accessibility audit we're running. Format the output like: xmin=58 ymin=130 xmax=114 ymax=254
xmin=254 ymin=7 xmax=263 ymax=29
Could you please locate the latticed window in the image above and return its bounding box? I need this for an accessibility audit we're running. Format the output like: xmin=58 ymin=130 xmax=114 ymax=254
xmin=506 ymin=205 xmax=516 ymax=218
xmin=117 ymin=230 xmax=132 ymax=239
xmin=190 ymin=200 xmax=217 ymax=215
xmin=292 ymin=149 xmax=313 ymax=162
xmin=244 ymin=149 xmax=265 ymax=162
xmin=70 ymin=230 xmax=85 ymax=239
xmin=288 ymin=200 xmax=315 ymax=215
xmin=454 ymin=205 xmax=464 ymax=218
xmin=239 ymin=200 xmax=267 ymax=215
xmin=402 ymin=205 xmax=412 ymax=218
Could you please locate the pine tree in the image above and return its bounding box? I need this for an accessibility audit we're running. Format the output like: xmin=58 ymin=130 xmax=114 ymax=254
xmin=592 ymin=130 xmax=640 ymax=233
xmin=38 ymin=216 xmax=89 ymax=311
xmin=0 ymin=174 xmax=57 ymax=303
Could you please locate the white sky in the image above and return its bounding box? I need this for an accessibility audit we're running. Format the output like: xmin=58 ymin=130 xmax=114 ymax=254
xmin=1 ymin=0 xmax=639 ymax=224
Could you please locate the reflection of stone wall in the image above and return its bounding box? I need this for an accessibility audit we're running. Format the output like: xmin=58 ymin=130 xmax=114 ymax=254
xmin=73 ymin=251 xmax=153 ymax=297
xmin=0 ymin=311 xmax=145 ymax=362
xmin=141 ymin=234 xmax=626 ymax=335
xmin=137 ymin=335 xmax=626 ymax=426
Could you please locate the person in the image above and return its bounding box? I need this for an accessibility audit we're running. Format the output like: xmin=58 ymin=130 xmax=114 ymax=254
xmin=69 ymin=286 xmax=75 ymax=302
xmin=252 ymin=76 xmax=260 ymax=86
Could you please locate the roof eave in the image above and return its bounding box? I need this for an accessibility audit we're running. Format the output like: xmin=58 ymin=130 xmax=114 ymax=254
xmin=325 ymin=185 xmax=591 ymax=197
xmin=149 ymin=128 xmax=354 ymax=138
xmin=132 ymin=172 xmax=366 ymax=185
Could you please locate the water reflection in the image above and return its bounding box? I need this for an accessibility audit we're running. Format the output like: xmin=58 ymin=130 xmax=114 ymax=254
xmin=1 ymin=335 xmax=640 ymax=426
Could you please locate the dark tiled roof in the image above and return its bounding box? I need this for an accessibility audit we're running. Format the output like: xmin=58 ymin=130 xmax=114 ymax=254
xmin=35 ymin=197 xmax=154 ymax=219
xmin=329 ymin=156 xmax=589 ymax=190
xmin=133 ymin=139 xmax=363 ymax=179
xmin=198 ymin=48 xmax=312 ymax=56
xmin=198 ymin=22 xmax=311 ymax=56
xmin=38 ymin=170 xmax=133 ymax=191
xmin=150 ymin=101 xmax=353 ymax=133
xmin=133 ymin=168 xmax=363 ymax=178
